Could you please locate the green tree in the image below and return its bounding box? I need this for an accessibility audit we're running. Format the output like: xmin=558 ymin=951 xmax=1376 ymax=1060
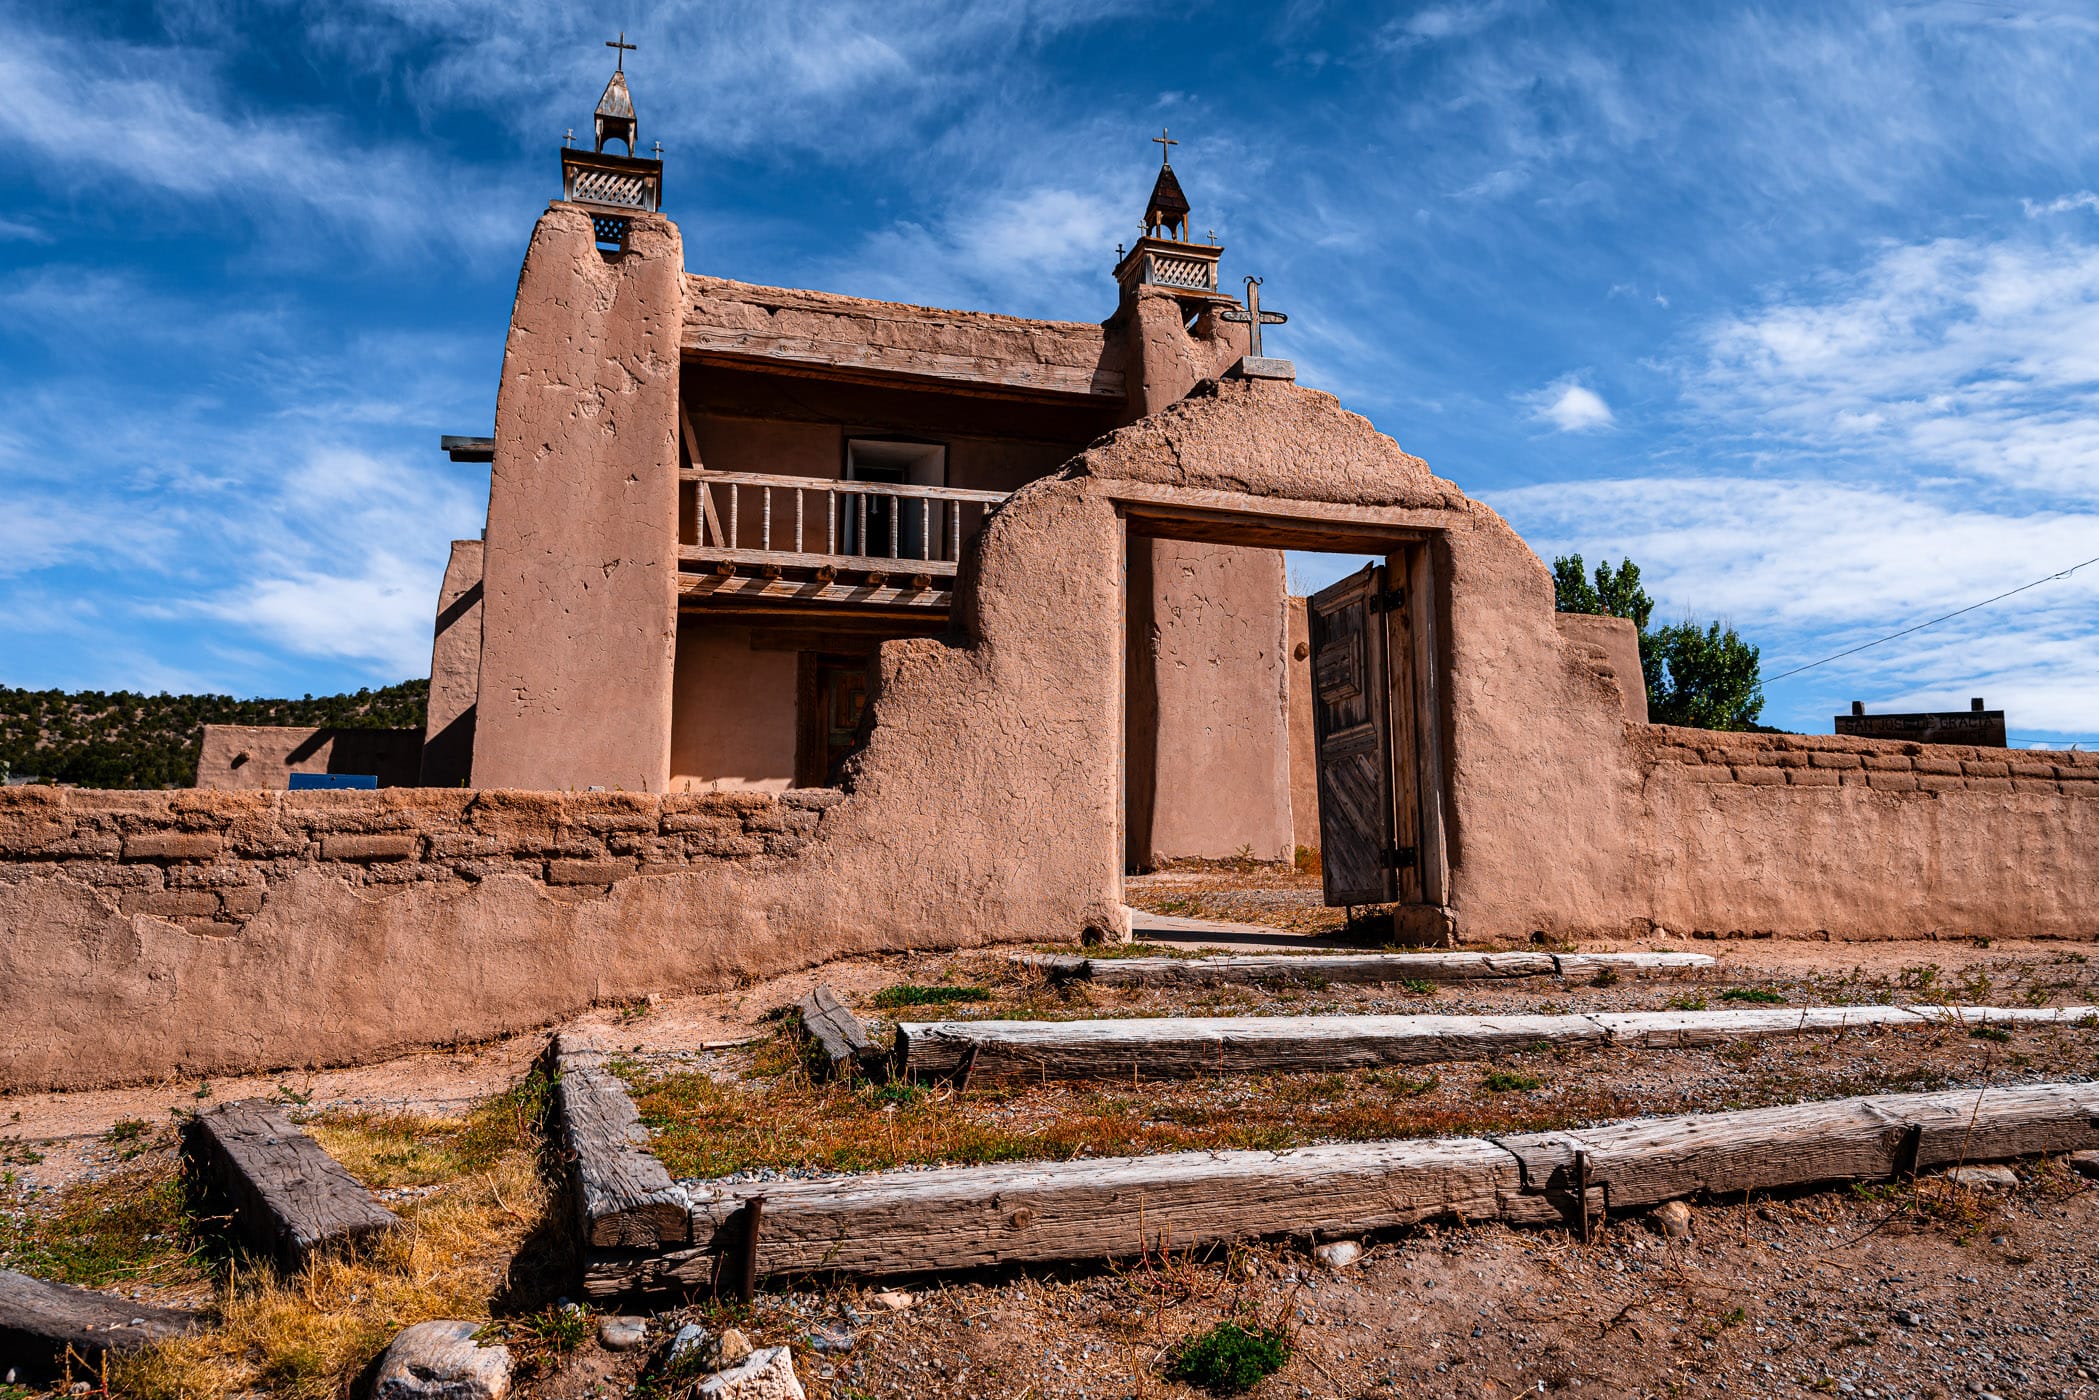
xmin=1552 ymin=553 xmax=1765 ymax=731
xmin=1552 ymin=554 xmax=1654 ymax=631
xmin=1645 ymin=620 xmax=1764 ymax=730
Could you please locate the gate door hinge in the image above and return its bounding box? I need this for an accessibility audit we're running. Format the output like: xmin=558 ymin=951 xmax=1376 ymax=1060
xmin=1369 ymin=586 xmax=1408 ymax=614
xmin=1387 ymin=844 xmax=1417 ymax=869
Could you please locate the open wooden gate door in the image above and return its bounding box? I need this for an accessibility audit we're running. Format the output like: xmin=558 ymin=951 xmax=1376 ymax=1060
xmin=1308 ymin=558 xmax=1425 ymax=908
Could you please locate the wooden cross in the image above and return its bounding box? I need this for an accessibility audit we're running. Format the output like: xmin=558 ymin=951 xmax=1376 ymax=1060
xmin=1220 ymin=276 xmax=1288 ymax=357
xmin=606 ymin=32 xmax=636 ymax=71
xmin=1153 ymin=128 xmax=1177 ymax=164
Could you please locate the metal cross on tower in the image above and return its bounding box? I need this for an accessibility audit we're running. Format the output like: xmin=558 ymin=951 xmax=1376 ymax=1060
xmin=1152 ymin=127 xmax=1177 ymax=164
xmin=606 ymin=32 xmax=636 ymax=71
xmin=1220 ymin=276 xmax=1288 ymax=357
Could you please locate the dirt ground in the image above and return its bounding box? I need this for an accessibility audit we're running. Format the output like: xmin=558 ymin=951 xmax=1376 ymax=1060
xmin=7 ymin=881 xmax=2099 ymax=1398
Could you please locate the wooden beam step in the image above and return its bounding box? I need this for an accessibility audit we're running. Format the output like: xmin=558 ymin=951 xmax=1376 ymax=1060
xmin=898 ymin=1012 xmax=1606 ymax=1083
xmin=796 ymin=986 xmax=884 ymax=1081
xmin=544 ymin=1036 xmax=694 ymax=1300
xmin=1028 ymin=950 xmax=1713 ymax=989
xmin=0 ymin=1270 xmax=197 ymax=1382
xmin=181 ymin=1100 xmax=401 ymax=1273
xmin=897 ymin=1004 xmax=2099 ymax=1084
xmin=640 ymin=1081 xmax=2099 ymax=1284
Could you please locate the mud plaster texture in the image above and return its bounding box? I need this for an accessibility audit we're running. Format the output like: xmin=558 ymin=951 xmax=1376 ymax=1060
xmin=421 ymin=538 xmax=484 ymax=788
xmin=1117 ymin=288 xmax=1292 ymax=864
xmin=472 ymin=205 xmax=683 ymax=793
xmin=194 ymin=725 xmax=423 ymax=791
xmin=8 ymin=380 xmax=2098 ymax=1091
xmin=683 ymin=274 xmax=1125 ymax=400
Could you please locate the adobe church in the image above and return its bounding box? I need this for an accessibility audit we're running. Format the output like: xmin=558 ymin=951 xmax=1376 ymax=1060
xmin=203 ymin=57 xmax=1557 ymax=881
xmin=13 ymin=52 xmax=2096 ymax=1090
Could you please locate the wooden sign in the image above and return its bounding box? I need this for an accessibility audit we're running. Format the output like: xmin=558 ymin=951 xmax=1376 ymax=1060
xmin=1836 ymin=699 xmax=2005 ymax=747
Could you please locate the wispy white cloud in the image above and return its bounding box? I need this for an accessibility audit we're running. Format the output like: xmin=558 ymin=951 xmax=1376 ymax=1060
xmin=1525 ymin=375 xmax=1615 ymax=433
xmin=832 ymin=186 xmax=1123 ymax=314
xmin=1681 ymin=230 xmax=2099 ymax=495
xmin=2022 ymin=191 xmax=2099 ymax=218
xmin=0 ymin=17 xmax=527 ymax=259
xmin=1490 ymin=475 xmax=2099 ymax=735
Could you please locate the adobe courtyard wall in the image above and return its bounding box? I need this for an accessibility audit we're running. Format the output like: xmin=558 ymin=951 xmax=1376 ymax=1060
xmin=1630 ymin=728 xmax=2099 ymax=940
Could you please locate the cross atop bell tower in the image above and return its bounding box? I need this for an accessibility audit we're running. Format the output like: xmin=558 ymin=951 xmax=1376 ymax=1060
xmin=560 ymin=37 xmax=663 ymax=252
xmin=594 ymin=34 xmax=638 ymax=154
xmin=1142 ymin=129 xmax=1191 ymax=242
xmin=1114 ymin=129 xmax=1224 ymax=304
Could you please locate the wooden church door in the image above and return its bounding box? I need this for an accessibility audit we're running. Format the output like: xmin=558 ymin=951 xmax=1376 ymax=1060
xmin=1307 ymin=559 xmax=1425 ymax=908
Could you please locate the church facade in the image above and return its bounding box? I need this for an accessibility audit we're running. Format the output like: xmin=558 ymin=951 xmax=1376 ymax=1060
xmin=423 ymin=66 xmax=1310 ymax=867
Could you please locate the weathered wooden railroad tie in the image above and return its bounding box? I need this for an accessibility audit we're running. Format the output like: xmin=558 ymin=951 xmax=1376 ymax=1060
xmin=0 ymin=1271 xmax=198 ymax=1382
xmin=182 ymin=1100 xmax=403 ymax=1272
xmin=3 ymin=1100 xmax=397 ymax=1379
xmin=544 ymin=1035 xmax=706 ymax=1300
xmin=796 ymin=985 xmax=888 ymax=1081
xmin=1028 ymin=949 xmax=1713 ymax=988
xmin=895 ymin=1003 xmax=2098 ymax=1084
xmin=544 ymin=1055 xmax=2099 ymax=1291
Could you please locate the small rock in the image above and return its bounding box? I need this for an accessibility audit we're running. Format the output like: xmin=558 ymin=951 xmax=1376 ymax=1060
xmin=870 ymin=1289 xmax=917 ymax=1312
xmin=1891 ymin=1309 xmax=1926 ymax=1328
xmin=598 ymin=1315 xmax=648 ymax=1352
xmin=667 ymin=1323 xmax=712 ymax=1369
xmin=696 ymin=1345 xmax=806 ymax=1399
xmin=1312 ymin=1241 xmax=1362 ymax=1271
xmin=714 ymin=1326 xmax=754 ymax=1368
xmin=1649 ymin=1200 xmax=1693 ymax=1239
xmin=807 ymin=1324 xmax=853 ymax=1354
xmin=1944 ymin=1165 xmax=2018 ymax=1188
xmin=373 ymin=1320 xmax=513 ymax=1400
xmin=2068 ymin=1150 xmax=2099 ymax=1179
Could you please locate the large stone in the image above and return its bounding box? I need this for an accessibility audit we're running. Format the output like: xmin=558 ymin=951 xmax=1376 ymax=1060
xmin=1312 ymin=1240 xmax=1362 ymax=1271
xmin=1943 ymin=1164 xmax=2018 ymax=1188
xmin=666 ymin=1323 xmax=711 ymax=1369
xmin=696 ymin=1346 xmax=805 ymax=1400
xmin=372 ymin=1320 xmax=513 ymax=1400
xmin=1649 ymin=1200 xmax=1693 ymax=1239
xmin=598 ymin=1315 xmax=647 ymax=1352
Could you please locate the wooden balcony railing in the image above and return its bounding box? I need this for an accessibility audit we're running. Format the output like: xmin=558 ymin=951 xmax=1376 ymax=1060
xmin=678 ymin=470 xmax=1009 ymax=583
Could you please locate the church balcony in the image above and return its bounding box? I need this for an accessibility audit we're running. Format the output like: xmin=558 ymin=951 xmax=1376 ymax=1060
xmin=677 ymin=469 xmax=1009 ymax=615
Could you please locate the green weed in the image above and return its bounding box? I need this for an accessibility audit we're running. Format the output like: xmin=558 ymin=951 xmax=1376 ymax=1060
xmin=1167 ymin=1321 xmax=1291 ymax=1394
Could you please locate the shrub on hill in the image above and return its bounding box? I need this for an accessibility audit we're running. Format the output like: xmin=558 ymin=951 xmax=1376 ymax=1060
xmin=0 ymin=679 xmax=427 ymax=790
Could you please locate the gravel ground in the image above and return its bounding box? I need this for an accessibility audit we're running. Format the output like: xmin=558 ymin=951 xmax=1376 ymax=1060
xmin=518 ymin=1163 xmax=2099 ymax=1399
xmin=9 ymin=919 xmax=2099 ymax=1399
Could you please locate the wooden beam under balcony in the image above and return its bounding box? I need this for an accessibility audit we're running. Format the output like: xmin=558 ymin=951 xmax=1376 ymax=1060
xmin=678 ymin=568 xmax=954 ymax=614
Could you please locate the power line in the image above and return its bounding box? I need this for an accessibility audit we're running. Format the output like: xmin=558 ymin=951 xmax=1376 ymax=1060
xmin=1762 ymin=553 xmax=2099 ymax=684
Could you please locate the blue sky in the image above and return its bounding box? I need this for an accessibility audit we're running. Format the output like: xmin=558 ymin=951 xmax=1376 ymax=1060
xmin=3 ymin=1 xmax=2096 ymax=745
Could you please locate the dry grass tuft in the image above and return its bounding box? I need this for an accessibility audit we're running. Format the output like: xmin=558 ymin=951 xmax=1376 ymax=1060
xmin=85 ymin=1073 xmax=563 ymax=1400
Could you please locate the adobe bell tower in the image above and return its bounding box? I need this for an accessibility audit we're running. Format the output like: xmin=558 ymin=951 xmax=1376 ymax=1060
xmin=473 ymin=39 xmax=685 ymax=792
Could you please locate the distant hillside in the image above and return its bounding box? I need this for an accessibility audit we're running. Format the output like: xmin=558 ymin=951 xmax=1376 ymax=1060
xmin=0 ymin=680 xmax=428 ymax=790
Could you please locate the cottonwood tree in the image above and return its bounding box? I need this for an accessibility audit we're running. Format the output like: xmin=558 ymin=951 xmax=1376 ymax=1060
xmin=1551 ymin=555 xmax=1765 ymax=731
